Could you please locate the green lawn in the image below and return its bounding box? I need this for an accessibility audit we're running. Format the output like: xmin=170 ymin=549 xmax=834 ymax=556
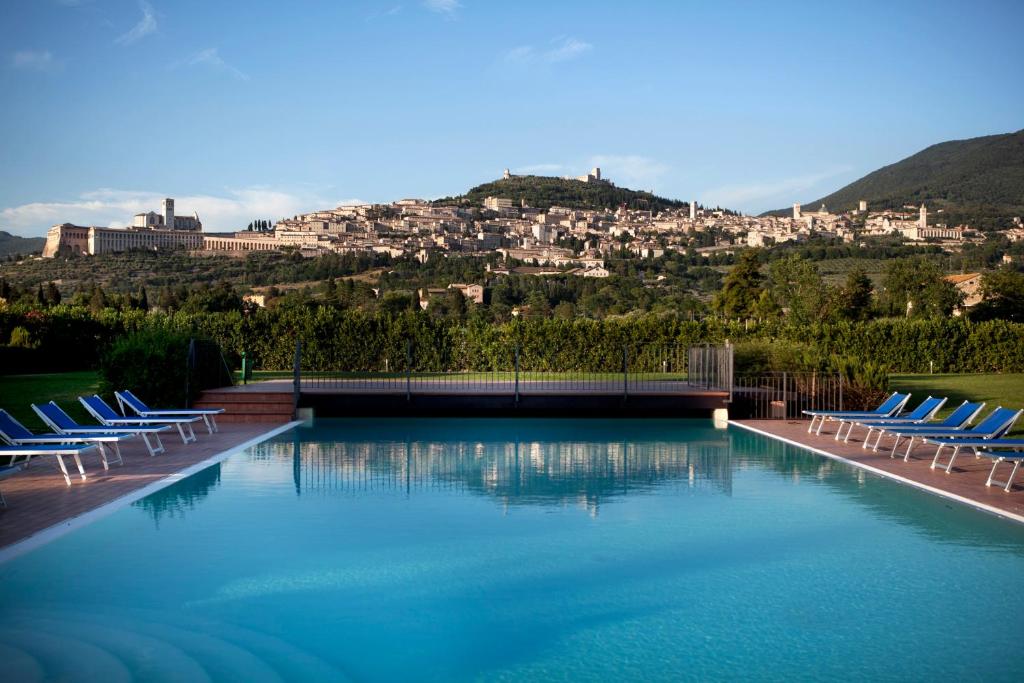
xmin=889 ymin=373 xmax=1024 ymax=435
xmin=0 ymin=370 xmax=99 ymax=432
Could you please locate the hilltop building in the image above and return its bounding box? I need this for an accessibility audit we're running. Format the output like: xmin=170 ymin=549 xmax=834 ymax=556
xmin=42 ymin=197 xmax=204 ymax=257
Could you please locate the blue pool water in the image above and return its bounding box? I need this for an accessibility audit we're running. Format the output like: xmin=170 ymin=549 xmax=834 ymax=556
xmin=1 ymin=418 xmax=1023 ymax=681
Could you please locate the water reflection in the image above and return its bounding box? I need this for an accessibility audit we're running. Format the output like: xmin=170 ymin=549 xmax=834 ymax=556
xmin=246 ymin=419 xmax=733 ymax=513
xmin=133 ymin=463 xmax=222 ymax=526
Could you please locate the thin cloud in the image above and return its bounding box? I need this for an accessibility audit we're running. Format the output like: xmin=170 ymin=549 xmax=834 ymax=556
xmin=423 ymin=0 xmax=460 ymax=17
xmin=367 ymin=5 xmax=402 ymax=20
xmin=11 ymin=50 xmax=62 ymax=73
xmin=588 ymin=155 xmax=669 ymax=190
xmin=184 ymin=48 xmax=249 ymax=81
xmin=504 ymin=37 xmax=593 ymax=64
xmin=115 ymin=1 xmax=157 ymax=45
xmin=0 ymin=187 xmax=332 ymax=236
xmin=701 ymin=166 xmax=853 ymax=211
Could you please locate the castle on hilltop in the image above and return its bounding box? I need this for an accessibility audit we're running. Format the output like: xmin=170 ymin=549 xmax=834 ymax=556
xmin=502 ymin=167 xmax=613 ymax=186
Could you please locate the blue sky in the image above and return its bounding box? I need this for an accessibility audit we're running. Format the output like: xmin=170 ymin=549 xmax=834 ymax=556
xmin=1 ymin=0 xmax=1022 ymax=236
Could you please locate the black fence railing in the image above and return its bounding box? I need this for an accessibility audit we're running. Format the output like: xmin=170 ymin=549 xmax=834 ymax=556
xmin=294 ymin=342 xmax=733 ymax=398
xmin=730 ymin=372 xmax=843 ymax=420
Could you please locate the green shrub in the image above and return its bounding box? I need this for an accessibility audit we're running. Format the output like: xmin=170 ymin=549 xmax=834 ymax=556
xmin=833 ymin=355 xmax=890 ymax=410
xmin=8 ymin=326 xmax=33 ymax=348
xmin=99 ymin=329 xmax=229 ymax=406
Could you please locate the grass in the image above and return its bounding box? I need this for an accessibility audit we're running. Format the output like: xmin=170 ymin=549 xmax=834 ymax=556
xmin=0 ymin=370 xmax=99 ymax=432
xmin=889 ymin=373 xmax=1024 ymax=436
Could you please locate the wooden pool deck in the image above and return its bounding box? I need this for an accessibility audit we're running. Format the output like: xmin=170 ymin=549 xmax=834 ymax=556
xmin=732 ymin=419 xmax=1024 ymax=523
xmin=0 ymin=422 xmax=293 ymax=555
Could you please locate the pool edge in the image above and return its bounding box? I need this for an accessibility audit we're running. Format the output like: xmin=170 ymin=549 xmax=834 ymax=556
xmin=0 ymin=421 xmax=303 ymax=565
xmin=728 ymin=420 xmax=1024 ymax=526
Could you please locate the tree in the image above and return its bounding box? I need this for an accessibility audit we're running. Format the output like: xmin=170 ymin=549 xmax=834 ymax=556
xmin=970 ymin=268 xmax=1024 ymax=321
xmin=768 ymin=255 xmax=834 ymax=327
xmin=36 ymin=284 xmax=47 ymax=307
xmin=879 ymin=257 xmax=962 ymax=318
xmin=712 ymin=249 xmax=763 ymax=319
xmin=136 ymin=286 xmax=149 ymax=311
xmin=838 ymin=267 xmax=873 ymax=321
xmin=89 ymin=285 xmax=108 ymax=313
xmin=45 ymin=281 xmax=61 ymax=306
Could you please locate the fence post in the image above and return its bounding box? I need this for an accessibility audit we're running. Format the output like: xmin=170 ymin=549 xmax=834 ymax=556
xmin=781 ymin=371 xmax=787 ymax=419
xmin=514 ymin=343 xmax=520 ymax=404
xmin=292 ymin=339 xmax=301 ymax=418
xmin=405 ymin=339 xmax=412 ymax=402
xmin=838 ymin=374 xmax=844 ymax=411
xmin=622 ymin=345 xmax=629 ymax=399
xmin=186 ymin=338 xmax=195 ymax=409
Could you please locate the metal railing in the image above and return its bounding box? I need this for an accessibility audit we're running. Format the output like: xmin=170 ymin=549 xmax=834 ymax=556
xmin=730 ymin=372 xmax=843 ymax=420
xmin=293 ymin=341 xmax=733 ymax=399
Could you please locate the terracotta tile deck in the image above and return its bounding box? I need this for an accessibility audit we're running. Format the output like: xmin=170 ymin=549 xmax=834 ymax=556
xmin=0 ymin=422 xmax=292 ymax=551
xmin=732 ymin=419 xmax=1024 ymax=522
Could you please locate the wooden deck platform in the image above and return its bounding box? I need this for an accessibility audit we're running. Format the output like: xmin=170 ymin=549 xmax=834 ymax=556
xmin=732 ymin=419 xmax=1024 ymax=523
xmin=0 ymin=422 xmax=293 ymax=554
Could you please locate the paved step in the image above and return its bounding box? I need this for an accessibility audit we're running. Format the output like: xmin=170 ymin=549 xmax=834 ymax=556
xmin=195 ymin=388 xmax=293 ymax=423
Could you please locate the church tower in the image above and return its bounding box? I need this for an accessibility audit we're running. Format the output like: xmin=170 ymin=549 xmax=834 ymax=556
xmin=919 ymin=204 xmax=927 ymax=229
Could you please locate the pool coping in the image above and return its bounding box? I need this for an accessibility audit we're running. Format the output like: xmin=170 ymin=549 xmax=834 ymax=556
xmin=0 ymin=421 xmax=302 ymax=565
xmin=729 ymin=420 xmax=1024 ymax=526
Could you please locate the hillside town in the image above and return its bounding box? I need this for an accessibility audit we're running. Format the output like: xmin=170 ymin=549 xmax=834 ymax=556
xmin=41 ymin=170 xmax=1024 ymax=271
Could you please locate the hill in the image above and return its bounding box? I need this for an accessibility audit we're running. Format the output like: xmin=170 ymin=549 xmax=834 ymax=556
xmin=764 ymin=130 xmax=1024 ymax=228
xmin=0 ymin=231 xmax=45 ymax=258
xmin=437 ymin=175 xmax=691 ymax=213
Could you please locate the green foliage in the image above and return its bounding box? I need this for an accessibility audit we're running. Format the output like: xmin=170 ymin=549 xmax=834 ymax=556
xmin=837 ymin=267 xmax=874 ymax=321
xmin=879 ymin=257 xmax=962 ymax=317
xmin=713 ymin=249 xmax=764 ymax=319
xmin=8 ymin=326 xmax=33 ymax=348
xmin=767 ymin=255 xmax=834 ymax=327
xmin=98 ymin=328 xmax=228 ymax=406
xmin=439 ymin=175 xmax=690 ymax=212
xmin=971 ymin=268 xmax=1024 ymax=322
xmin=832 ymin=356 xmax=890 ymax=410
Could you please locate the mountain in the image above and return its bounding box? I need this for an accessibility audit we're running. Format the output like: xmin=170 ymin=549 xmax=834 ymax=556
xmin=0 ymin=231 xmax=45 ymax=258
xmin=437 ymin=174 xmax=692 ymax=213
xmin=764 ymin=130 xmax=1024 ymax=227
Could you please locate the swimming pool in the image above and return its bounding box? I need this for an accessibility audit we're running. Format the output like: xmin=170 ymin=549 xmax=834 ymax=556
xmin=2 ymin=418 xmax=1022 ymax=681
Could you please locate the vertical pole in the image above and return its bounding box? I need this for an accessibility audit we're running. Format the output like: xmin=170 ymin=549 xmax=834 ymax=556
xmin=406 ymin=339 xmax=412 ymax=402
xmin=514 ymin=343 xmax=520 ymax=404
xmin=292 ymin=339 xmax=301 ymax=418
xmin=838 ymin=374 xmax=844 ymax=411
xmin=186 ymin=338 xmax=195 ymax=409
xmin=622 ymin=345 xmax=628 ymax=400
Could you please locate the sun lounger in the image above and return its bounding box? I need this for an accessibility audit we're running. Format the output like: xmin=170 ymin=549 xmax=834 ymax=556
xmin=0 ymin=408 xmax=131 ymax=470
xmin=922 ymin=433 xmax=1024 ymax=473
xmin=863 ymin=401 xmax=985 ymax=454
xmin=0 ymin=444 xmax=98 ymax=489
xmin=836 ymin=396 xmax=946 ymax=445
xmin=802 ymin=392 xmax=911 ymax=436
xmin=33 ymin=402 xmax=170 ymax=457
xmin=887 ymin=406 xmax=1021 ymax=463
xmin=79 ymin=395 xmax=200 ymax=445
xmin=978 ymin=447 xmax=1024 ymax=492
xmin=115 ymin=389 xmax=223 ymax=434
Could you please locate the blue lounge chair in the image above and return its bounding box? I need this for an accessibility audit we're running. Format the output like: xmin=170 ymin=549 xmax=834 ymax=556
xmin=836 ymin=396 xmax=947 ymax=445
xmin=33 ymin=402 xmax=170 ymax=457
xmin=979 ymin=446 xmax=1024 ymax=492
xmin=866 ymin=401 xmax=985 ymax=455
xmin=0 ymin=408 xmax=130 ymax=470
xmin=80 ymin=395 xmax=200 ymax=445
xmin=115 ymin=389 xmax=224 ymax=435
xmin=0 ymin=444 xmax=98 ymax=489
xmin=889 ymin=407 xmax=1021 ymax=463
xmin=803 ymin=392 xmax=911 ymax=436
